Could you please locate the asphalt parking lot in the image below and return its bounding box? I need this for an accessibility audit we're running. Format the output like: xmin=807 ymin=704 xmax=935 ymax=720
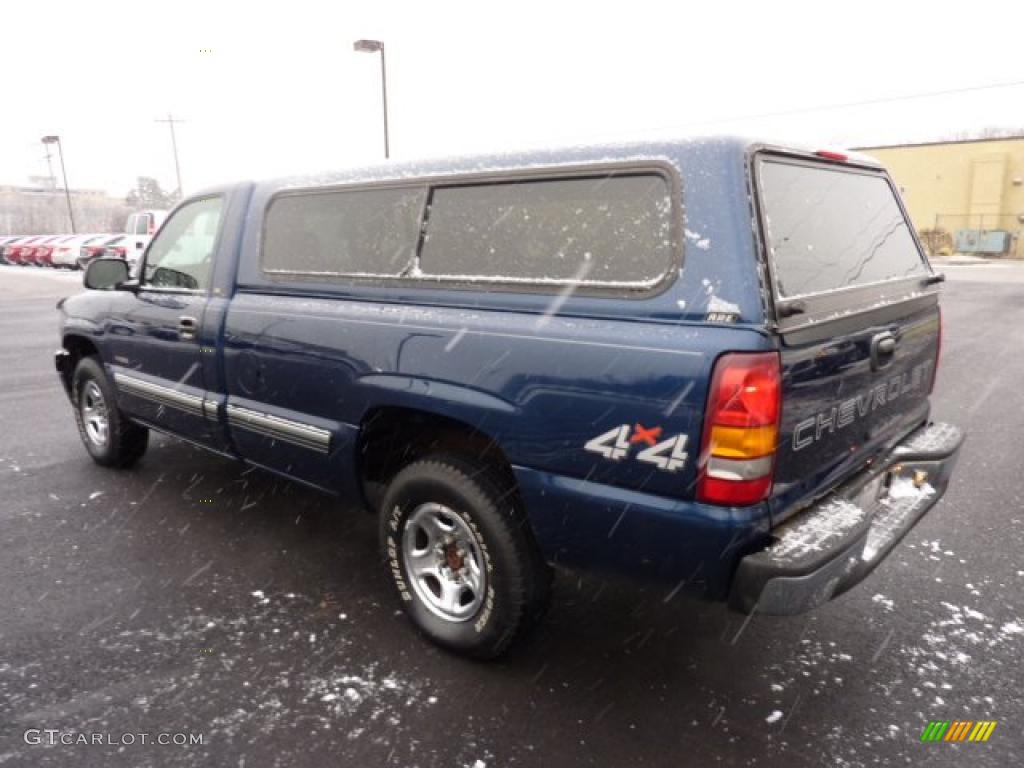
xmin=1 ymin=262 xmax=1022 ymax=767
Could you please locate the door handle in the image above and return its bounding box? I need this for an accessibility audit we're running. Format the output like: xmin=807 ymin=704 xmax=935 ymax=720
xmin=178 ymin=315 xmax=198 ymax=340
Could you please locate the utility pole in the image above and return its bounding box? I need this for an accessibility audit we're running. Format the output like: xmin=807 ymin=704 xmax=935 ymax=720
xmin=155 ymin=113 xmax=185 ymax=197
xmin=353 ymin=39 xmax=390 ymax=159
xmin=41 ymin=136 xmax=75 ymax=233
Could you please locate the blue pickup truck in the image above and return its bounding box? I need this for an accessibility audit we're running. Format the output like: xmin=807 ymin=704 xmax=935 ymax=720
xmin=56 ymin=136 xmax=962 ymax=658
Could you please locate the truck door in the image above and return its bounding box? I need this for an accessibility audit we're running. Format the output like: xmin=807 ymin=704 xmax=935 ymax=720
xmin=104 ymin=197 xmax=225 ymax=448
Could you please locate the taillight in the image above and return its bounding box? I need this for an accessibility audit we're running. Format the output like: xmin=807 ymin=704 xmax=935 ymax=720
xmin=815 ymin=149 xmax=848 ymax=162
xmin=697 ymin=352 xmax=781 ymax=506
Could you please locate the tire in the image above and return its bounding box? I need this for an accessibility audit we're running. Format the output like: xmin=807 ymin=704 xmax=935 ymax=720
xmin=380 ymin=455 xmax=551 ymax=659
xmin=71 ymin=357 xmax=149 ymax=468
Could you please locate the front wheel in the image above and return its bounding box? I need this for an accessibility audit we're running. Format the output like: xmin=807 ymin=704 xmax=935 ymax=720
xmin=380 ymin=456 xmax=551 ymax=659
xmin=72 ymin=357 xmax=149 ymax=468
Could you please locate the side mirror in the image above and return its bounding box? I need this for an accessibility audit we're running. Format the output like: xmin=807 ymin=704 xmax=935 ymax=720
xmin=84 ymin=258 xmax=130 ymax=291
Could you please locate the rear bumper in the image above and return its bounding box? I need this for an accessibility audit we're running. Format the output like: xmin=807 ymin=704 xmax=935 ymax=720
xmin=729 ymin=422 xmax=964 ymax=615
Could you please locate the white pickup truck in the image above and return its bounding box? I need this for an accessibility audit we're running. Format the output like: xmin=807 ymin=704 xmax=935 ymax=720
xmin=123 ymin=210 xmax=168 ymax=267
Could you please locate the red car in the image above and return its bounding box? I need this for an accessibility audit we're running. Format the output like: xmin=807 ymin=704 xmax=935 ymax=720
xmin=6 ymin=236 xmax=45 ymax=265
xmin=28 ymin=236 xmax=69 ymax=267
xmin=102 ymin=238 xmax=128 ymax=260
xmin=76 ymin=235 xmax=125 ymax=269
xmin=1 ymin=236 xmax=31 ymax=264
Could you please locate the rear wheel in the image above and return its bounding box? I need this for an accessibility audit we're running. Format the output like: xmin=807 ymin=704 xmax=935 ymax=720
xmin=380 ymin=455 xmax=551 ymax=659
xmin=72 ymin=357 xmax=148 ymax=468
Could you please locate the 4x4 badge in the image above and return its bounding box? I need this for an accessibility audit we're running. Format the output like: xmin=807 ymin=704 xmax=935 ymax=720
xmin=584 ymin=424 xmax=689 ymax=472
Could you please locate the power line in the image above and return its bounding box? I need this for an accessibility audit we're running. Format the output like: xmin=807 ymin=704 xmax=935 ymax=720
xmin=677 ymin=78 xmax=1024 ymax=128
xmin=155 ymin=113 xmax=185 ymax=196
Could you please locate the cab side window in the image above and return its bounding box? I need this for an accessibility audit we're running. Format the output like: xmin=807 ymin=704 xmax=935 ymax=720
xmin=143 ymin=198 xmax=224 ymax=291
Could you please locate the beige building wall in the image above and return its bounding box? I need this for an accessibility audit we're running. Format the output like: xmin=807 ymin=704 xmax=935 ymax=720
xmin=856 ymin=137 xmax=1024 ymax=258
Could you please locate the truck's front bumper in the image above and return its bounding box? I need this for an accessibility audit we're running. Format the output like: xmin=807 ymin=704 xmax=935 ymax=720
xmin=55 ymin=348 xmax=73 ymax=397
xmin=729 ymin=422 xmax=964 ymax=615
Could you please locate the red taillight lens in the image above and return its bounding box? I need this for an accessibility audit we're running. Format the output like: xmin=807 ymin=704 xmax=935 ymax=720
xmin=697 ymin=352 xmax=781 ymax=506
xmin=815 ymin=149 xmax=848 ymax=162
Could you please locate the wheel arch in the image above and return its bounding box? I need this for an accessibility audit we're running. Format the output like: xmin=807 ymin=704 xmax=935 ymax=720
xmin=59 ymin=333 xmax=102 ymax=396
xmin=356 ymin=404 xmax=518 ymax=512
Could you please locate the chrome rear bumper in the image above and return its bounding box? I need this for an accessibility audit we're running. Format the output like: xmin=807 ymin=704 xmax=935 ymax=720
xmin=729 ymin=422 xmax=964 ymax=615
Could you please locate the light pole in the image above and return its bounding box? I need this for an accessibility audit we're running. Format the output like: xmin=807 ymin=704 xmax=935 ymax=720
xmin=353 ymin=39 xmax=390 ymax=159
xmin=155 ymin=113 xmax=185 ymax=197
xmin=42 ymin=147 xmax=56 ymax=190
xmin=41 ymin=135 xmax=75 ymax=233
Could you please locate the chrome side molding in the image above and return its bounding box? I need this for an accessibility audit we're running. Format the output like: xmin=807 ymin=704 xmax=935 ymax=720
xmin=113 ymin=371 xmax=332 ymax=454
xmin=113 ymin=372 xmax=205 ymax=418
xmin=226 ymin=404 xmax=331 ymax=454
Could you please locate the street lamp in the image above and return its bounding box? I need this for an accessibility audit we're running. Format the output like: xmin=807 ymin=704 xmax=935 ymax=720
xmin=353 ymin=38 xmax=390 ymax=159
xmin=41 ymin=135 xmax=75 ymax=233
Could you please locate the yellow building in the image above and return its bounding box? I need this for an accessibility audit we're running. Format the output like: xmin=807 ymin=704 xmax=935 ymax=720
xmin=855 ymin=136 xmax=1024 ymax=258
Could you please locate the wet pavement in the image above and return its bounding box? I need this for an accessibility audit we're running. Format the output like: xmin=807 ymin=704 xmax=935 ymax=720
xmin=1 ymin=264 xmax=1022 ymax=767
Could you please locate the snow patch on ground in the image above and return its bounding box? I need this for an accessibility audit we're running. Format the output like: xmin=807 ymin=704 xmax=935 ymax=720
xmin=764 ymin=636 xmax=856 ymax=701
xmin=34 ymin=586 xmax=445 ymax=760
xmin=1000 ymin=621 xmax=1024 ymax=636
xmin=871 ymin=594 xmax=895 ymax=611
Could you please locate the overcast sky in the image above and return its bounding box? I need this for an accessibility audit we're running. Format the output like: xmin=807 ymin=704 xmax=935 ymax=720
xmin=3 ymin=0 xmax=1022 ymax=197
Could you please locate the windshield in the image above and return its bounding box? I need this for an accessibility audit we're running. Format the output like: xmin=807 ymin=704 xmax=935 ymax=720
xmin=758 ymin=158 xmax=929 ymax=298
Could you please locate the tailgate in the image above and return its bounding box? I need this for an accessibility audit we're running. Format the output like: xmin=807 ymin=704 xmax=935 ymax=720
xmin=753 ymin=151 xmax=943 ymax=520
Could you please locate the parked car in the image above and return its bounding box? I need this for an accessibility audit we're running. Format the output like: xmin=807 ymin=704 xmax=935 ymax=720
xmin=76 ymin=235 xmax=124 ymax=270
xmin=1 ymin=236 xmax=24 ymax=263
xmin=56 ymin=136 xmax=962 ymax=659
xmin=26 ymin=236 xmax=52 ymax=267
xmin=0 ymin=236 xmax=25 ymax=263
xmin=6 ymin=235 xmax=46 ymax=265
xmin=51 ymin=235 xmax=105 ymax=269
xmin=101 ymin=239 xmax=128 ymax=260
xmin=29 ymin=235 xmax=74 ymax=267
